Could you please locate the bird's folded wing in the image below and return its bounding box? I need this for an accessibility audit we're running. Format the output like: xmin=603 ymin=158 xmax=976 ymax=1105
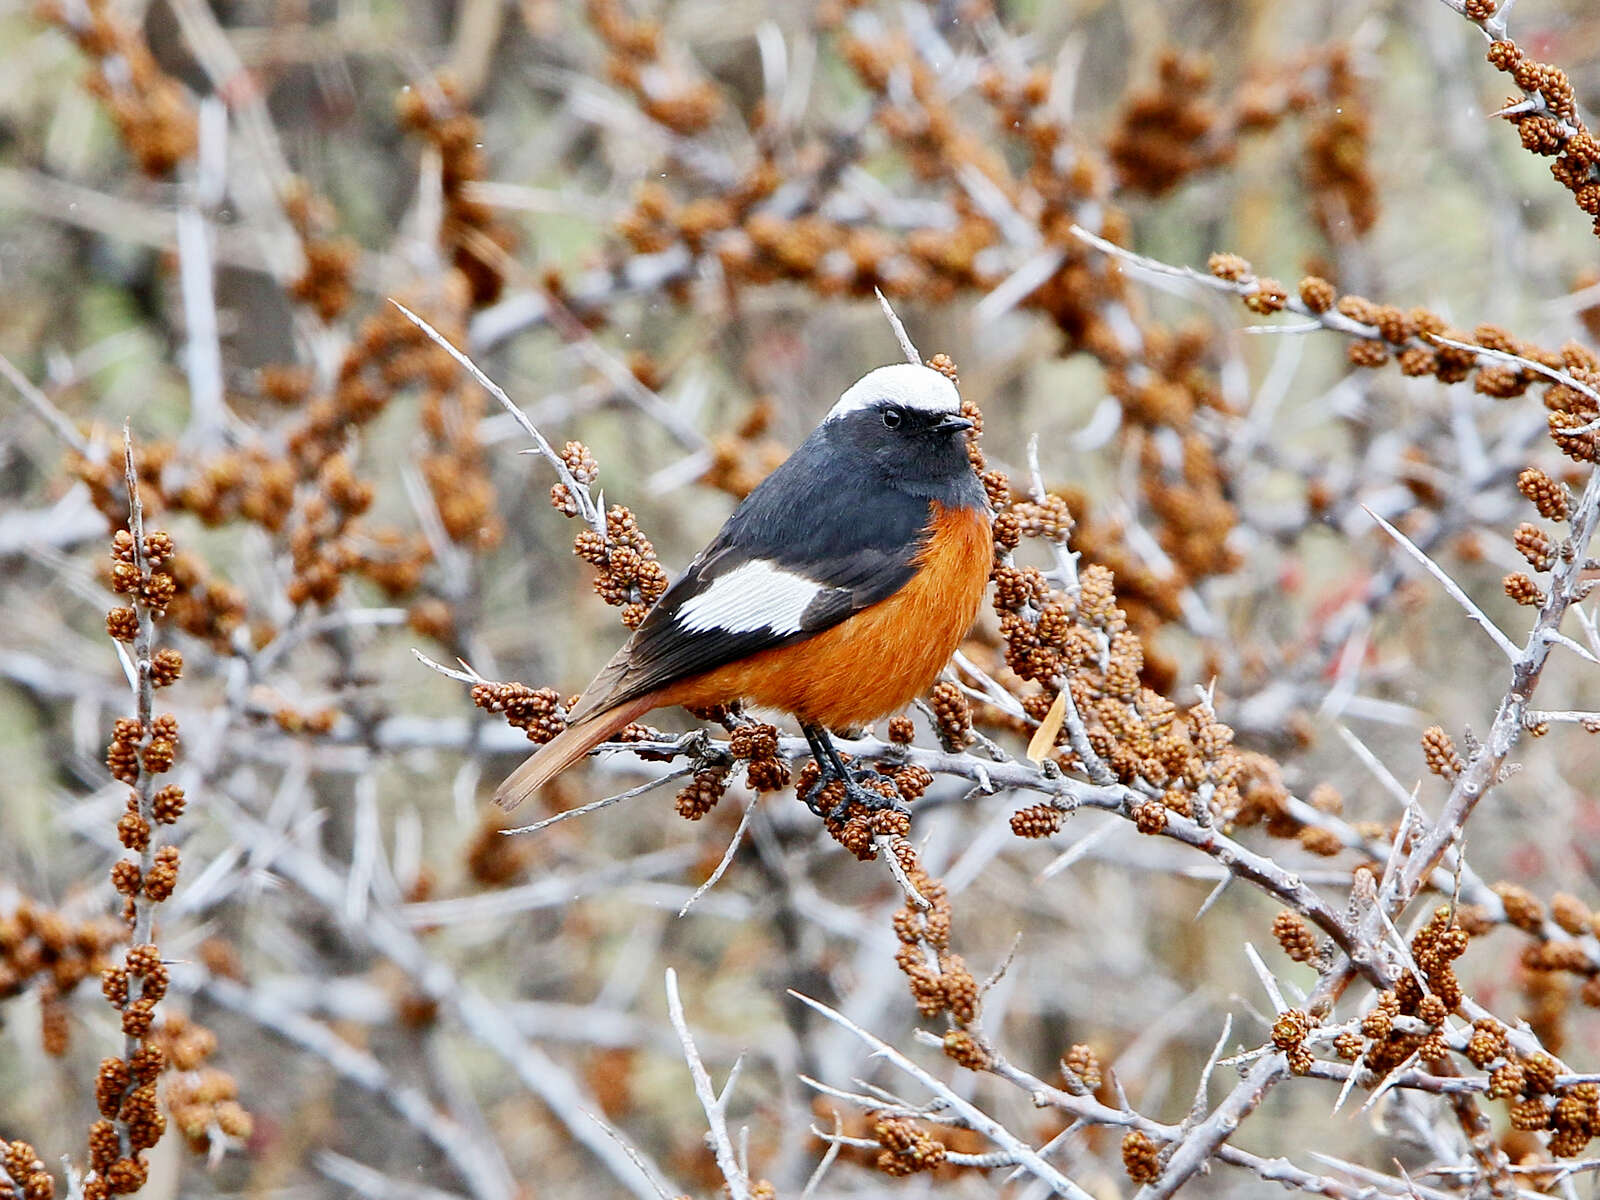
xmin=570 ymin=541 xmax=918 ymax=719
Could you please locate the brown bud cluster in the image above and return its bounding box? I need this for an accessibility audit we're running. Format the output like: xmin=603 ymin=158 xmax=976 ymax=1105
xmin=283 ymin=178 xmax=359 ymax=323
xmin=1514 ymin=522 xmax=1556 ymax=571
xmin=995 ymin=544 xmax=1272 ymax=835
xmin=459 ymin=811 xmax=530 ymax=888
xmin=35 ymin=0 xmax=196 ymax=177
xmin=1519 ymin=467 xmax=1571 ymax=520
xmin=394 ymin=73 xmax=517 ymax=305
xmin=1339 ymin=909 xmax=1474 ymax=1085
xmin=929 ymin=681 xmax=973 ymax=751
xmin=571 ymin=506 xmax=668 ymax=629
xmin=1121 ymin=1129 xmax=1162 ymax=1184
xmin=1010 ymin=494 xmax=1076 ymax=544
xmin=1208 ymin=253 xmax=1251 ymax=282
xmin=872 ymin=1116 xmax=947 ymax=1177
xmin=1551 ymin=892 xmax=1592 ymax=936
xmin=1483 ymin=40 xmax=1600 ymax=240
xmin=106 ymin=607 xmax=138 ymax=643
xmin=2 ymin=1140 xmax=55 ymax=1200
xmin=142 ymin=846 xmax=179 ymax=903
xmin=87 ymin=938 xmax=247 ymax=1188
xmin=1420 ymin=725 xmax=1464 ymax=779
xmin=588 ymin=0 xmax=722 ymax=136
xmin=1272 ymin=910 xmax=1318 ymax=963
xmin=1064 ymin=1044 xmax=1103 ymax=1092
xmin=1465 ymin=1018 xmax=1510 ymax=1071
xmin=1133 ymin=799 xmax=1168 ymax=834
xmin=701 ymin=401 xmax=790 ymax=500
xmin=821 ymin=769 xmax=907 ymax=859
xmin=1302 ymin=49 xmax=1378 ymax=241
xmin=471 ymin=682 xmax=566 ymax=744
xmin=1298 ymin=275 xmax=1337 ymax=313
xmin=1009 ymin=804 xmax=1063 ymax=839
xmin=0 ymin=898 xmax=124 ymax=1059
xmin=1494 ymin=881 xmax=1546 ymax=933
xmin=942 ymin=1028 xmax=992 ymax=1070
xmin=1108 ymin=52 xmax=1230 ymax=197
xmin=73 ymin=448 xmax=278 ymax=649
xmin=153 ymin=1013 xmax=254 ymax=1153
xmin=674 ymin=768 xmax=729 ymax=821
xmin=1271 ymin=1007 xmax=1311 ymax=1052
xmin=1504 ymin=571 xmax=1546 ymax=607
xmin=888 ymin=843 xmax=979 ymax=1026
xmin=729 ymin=723 xmax=791 ymax=793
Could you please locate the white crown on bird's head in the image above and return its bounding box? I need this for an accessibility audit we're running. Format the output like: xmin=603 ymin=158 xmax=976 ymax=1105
xmin=824 ymin=363 xmax=961 ymax=423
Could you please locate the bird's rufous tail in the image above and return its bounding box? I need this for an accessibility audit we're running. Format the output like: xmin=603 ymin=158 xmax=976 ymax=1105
xmin=493 ymin=694 xmax=656 ymax=812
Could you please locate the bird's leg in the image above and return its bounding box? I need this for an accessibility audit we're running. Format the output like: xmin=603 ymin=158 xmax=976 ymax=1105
xmin=799 ymin=722 xmax=905 ymax=823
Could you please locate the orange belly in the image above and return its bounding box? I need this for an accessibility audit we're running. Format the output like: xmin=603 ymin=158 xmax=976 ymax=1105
xmin=659 ymin=502 xmax=992 ymax=728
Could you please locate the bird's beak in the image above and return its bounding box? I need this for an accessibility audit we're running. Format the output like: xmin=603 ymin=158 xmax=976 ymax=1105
xmin=933 ymin=414 xmax=974 ymax=433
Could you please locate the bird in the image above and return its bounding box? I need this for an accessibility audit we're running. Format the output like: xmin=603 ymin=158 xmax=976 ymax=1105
xmin=494 ymin=361 xmax=993 ymax=817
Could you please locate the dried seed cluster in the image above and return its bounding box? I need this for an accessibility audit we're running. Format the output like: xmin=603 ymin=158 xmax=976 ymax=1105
xmin=471 ymin=682 xmax=567 ymax=744
xmin=1209 ymin=254 xmax=1600 ymax=469
xmin=1271 ymin=1007 xmax=1315 ymax=1075
xmin=1301 ymin=49 xmax=1378 ymax=241
xmin=0 ymin=900 xmax=124 ymax=1058
xmin=1063 ymin=1043 xmax=1103 ymax=1092
xmin=34 ymin=0 xmax=197 ymax=176
xmin=462 ymin=811 xmax=531 ymax=888
xmin=1272 ymin=910 xmax=1319 ymax=964
xmin=1 ymin=1139 xmax=55 ymax=1200
xmin=394 ymin=72 xmax=518 ymax=305
xmin=889 ymin=845 xmax=980 ymax=1032
xmin=872 ymin=1116 xmax=947 ymax=1177
xmin=674 ymin=767 xmax=729 ymax=821
xmin=283 ymin=178 xmax=359 ymax=323
xmin=1109 ymin=47 xmax=1376 ymax=244
xmin=791 ymin=760 xmax=907 ymax=859
xmin=152 ymin=1014 xmax=253 ymax=1155
xmin=941 ymin=1027 xmax=991 ymax=1070
xmin=929 ymin=680 xmax=973 ymax=750
xmin=1421 ymin=725 xmax=1465 ymax=779
xmin=587 ymin=0 xmax=722 ymax=136
xmin=1108 ymin=51 xmax=1232 ymax=197
xmin=997 ymin=551 xmax=1276 ymax=831
xmin=1332 ymin=909 xmax=1470 ymax=1080
xmin=701 ymin=401 xmax=790 ymax=500
xmin=1121 ymin=1129 xmax=1162 ymax=1184
xmin=1519 ymin=467 xmax=1572 ymax=521
xmin=729 ymin=723 xmax=791 ymax=794
xmin=571 ymin=501 xmax=669 ymax=631
xmin=1483 ymin=40 xmax=1600 ymax=240
xmin=1009 ymin=803 xmax=1063 ymax=839
xmin=83 ymin=512 xmax=250 ymax=1195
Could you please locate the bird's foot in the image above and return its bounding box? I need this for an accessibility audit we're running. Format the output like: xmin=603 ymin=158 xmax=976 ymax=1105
xmin=802 ymin=768 xmax=907 ymax=825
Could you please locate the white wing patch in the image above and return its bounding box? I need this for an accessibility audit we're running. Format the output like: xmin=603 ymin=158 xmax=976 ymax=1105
xmin=825 ymin=363 xmax=960 ymax=422
xmin=675 ymin=559 xmax=825 ymax=635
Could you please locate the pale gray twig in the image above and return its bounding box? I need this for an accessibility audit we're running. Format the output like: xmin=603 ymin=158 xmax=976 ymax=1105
xmin=665 ymin=969 xmax=753 ymax=1200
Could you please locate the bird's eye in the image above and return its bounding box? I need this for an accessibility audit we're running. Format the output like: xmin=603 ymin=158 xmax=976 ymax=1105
xmin=881 ymin=407 xmax=903 ymax=430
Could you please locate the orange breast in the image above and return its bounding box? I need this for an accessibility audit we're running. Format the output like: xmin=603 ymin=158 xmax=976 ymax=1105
xmin=661 ymin=502 xmax=992 ymax=729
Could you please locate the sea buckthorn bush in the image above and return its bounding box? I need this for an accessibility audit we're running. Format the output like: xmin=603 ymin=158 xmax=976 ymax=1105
xmin=5 ymin=1 xmax=1600 ymax=1196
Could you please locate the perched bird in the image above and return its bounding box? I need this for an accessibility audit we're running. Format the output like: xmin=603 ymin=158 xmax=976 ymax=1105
xmin=495 ymin=362 xmax=993 ymax=816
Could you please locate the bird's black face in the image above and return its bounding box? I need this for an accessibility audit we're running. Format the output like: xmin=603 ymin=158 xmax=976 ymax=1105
xmin=827 ymin=401 xmax=979 ymax=502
